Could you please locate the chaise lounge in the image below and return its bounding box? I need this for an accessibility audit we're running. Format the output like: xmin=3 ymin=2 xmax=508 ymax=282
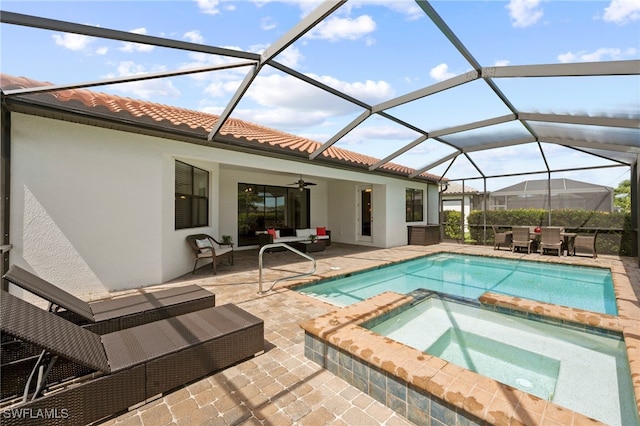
xmin=0 ymin=290 xmax=264 ymax=426
xmin=3 ymin=265 xmax=216 ymax=334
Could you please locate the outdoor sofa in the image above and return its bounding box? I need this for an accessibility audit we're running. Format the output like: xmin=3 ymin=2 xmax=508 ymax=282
xmin=3 ymin=265 xmax=216 ymax=334
xmin=257 ymin=227 xmax=331 ymax=249
xmin=0 ymin=290 xmax=264 ymax=426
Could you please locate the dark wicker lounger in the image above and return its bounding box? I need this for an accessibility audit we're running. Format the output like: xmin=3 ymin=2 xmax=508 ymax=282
xmin=3 ymin=265 xmax=215 ymax=334
xmin=0 ymin=290 xmax=264 ymax=426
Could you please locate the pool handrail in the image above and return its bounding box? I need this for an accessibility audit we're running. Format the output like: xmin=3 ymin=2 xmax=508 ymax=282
xmin=258 ymin=243 xmax=316 ymax=294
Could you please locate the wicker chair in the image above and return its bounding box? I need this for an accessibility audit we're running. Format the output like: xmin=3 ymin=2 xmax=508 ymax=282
xmin=540 ymin=227 xmax=563 ymax=256
xmin=573 ymin=229 xmax=598 ymax=258
xmin=186 ymin=234 xmax=234 ymax=275
xmin=2 ymin=265 xmax=215 ymax=334
xmin=492 ymin=226 xmax=512 ymax=251
xmin=511 ymin=226 xmax=533 ymax=254
xmin=0 ymin=290 xmax=263 ymax=426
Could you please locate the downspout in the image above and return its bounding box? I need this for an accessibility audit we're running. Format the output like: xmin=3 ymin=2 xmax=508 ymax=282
xmin=1 ymin=93 xmax=11 ymax=290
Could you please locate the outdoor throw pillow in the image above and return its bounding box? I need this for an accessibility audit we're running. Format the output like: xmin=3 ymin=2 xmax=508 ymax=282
xmin=196 ymin=238 xmax=212 ymax=249
xmin=195 ymin=238 xmax=214 ymax=253
xmin=316 ymin=227 xmax=327 ymax=236
xmin=296 ymin=229 xmax=312 ymax=238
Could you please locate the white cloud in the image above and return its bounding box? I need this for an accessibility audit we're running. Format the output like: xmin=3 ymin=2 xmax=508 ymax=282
xmin=104 ymin=62 xmax=181 ymax=99
xmin=52 ymin=32 xmax=94 ymax=51
xmin=342 ymin=124 xmax=418 ymax=145
xmin=209 ymin=72 xmax=394 ymax=130
xmin=184 ymin=30 xmax=205 ymax=44
xmin=195 ymin=0 xmax=222 ymax=15
xmin=276 ymin=46 xmax=304 ymax=68
xmin=558 ymin=47 xmax=637 ymax=62
xmin=430 ymin=63 xmax=455 ymax=82
xmin=506 ymin=0 xmax=544 ymax=28
xmin=603 ymin=0 xmax=640 ymax=24
xmin=233 ymin=106 xmax=335 ymax=129
xmin=261 ymin=16 xmax=277 ymax=31
xmin=313 ymin=74 xmax=394 ymax=104
xmin=119 ymin=28 xmax=154 ymax=53
xmin=494 ymin=59 xmax=511 ymax=67
xmin=326 ymin=0 xmax=425 ymax=21
xmin=307 ymin=15 xmax=376 ymax=42
xmin=195 ymin=0 xmax=236 ymax=15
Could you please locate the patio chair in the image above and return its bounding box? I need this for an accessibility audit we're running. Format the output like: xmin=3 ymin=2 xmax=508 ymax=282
xmin=491 ymin=226 xmax=512 ymax=251
xmin=511 ymin=226 xmax=534 ymax=254
xmin=3 ymin=265 xmax=215 ymax=334
xmin=0 ymin=290 xmax=264 ymax=426
xmin=186 ymin=234 xmax=234 ymax=275
xmin=573 ymin=229 xmax=598 ymax=258
xmin=540 ymin=227 xmax=563 ymax=256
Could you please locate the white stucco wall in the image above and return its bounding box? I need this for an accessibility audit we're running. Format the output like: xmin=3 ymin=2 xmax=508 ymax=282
xmin=9 ymin=113 xmax=439 ymax=296
xmin=11 ymin=115 xmax=166 ymax=300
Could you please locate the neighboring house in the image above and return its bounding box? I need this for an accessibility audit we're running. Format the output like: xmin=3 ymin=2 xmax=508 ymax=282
xmin=0 ymin=74 xmax=441 ymax=298
xmin=440 ymin=182 xmax=485 ymax=234
xmin=440 ymin=182 xmax=484 ymax=215
xmin=489 ymin=178 xmax=614 ymax=212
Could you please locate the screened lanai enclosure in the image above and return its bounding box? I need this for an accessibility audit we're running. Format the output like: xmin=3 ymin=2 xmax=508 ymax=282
xmin=489 ymin=178 xmax=615 ymax=211
xmin=1 ymin=0 xmax=639 ymax=265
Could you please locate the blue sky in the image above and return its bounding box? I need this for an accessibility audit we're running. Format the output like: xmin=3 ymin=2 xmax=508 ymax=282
xmin=1 ymin=0 xmax=639 ymax=191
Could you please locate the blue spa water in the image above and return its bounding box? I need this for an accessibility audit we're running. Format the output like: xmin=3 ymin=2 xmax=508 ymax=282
xmin=298 ymin=253 xmax=617 ymax=314
xmin=366 ymin=297 xmax=637 ymax=426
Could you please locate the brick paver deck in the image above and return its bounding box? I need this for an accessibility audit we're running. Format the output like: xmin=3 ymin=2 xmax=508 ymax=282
xmin=99 ymin=243 xmax=639 ymax=425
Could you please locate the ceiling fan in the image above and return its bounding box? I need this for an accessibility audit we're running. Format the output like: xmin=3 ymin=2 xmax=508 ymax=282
xmin=289 ymin=175 xmax=317 ymax=191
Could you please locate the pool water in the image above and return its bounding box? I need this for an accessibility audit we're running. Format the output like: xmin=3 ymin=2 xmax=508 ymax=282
xmin=366 ymin=296 xmax=637 ymax=426
xmin=427 ymin=328 xmax=560 ymax=400
xmin=298 ymin=253 xmax=617 ymax=314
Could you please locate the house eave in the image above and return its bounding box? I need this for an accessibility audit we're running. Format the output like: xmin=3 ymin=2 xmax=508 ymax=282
xmin=3 ymin=96 xmax=440 ymax=185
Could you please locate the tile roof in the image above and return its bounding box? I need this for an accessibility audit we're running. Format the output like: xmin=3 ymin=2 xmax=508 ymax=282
xmin=0 ymin=74 xmax=440 ymax=182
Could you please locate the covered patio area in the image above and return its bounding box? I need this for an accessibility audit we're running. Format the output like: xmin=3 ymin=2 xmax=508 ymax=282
xmin=99 ymin=243 xmax=640 ymax=425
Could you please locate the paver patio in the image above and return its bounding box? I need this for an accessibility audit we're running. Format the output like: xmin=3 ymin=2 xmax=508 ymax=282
xmin=99 ymin=242 xmax=639 ymax=425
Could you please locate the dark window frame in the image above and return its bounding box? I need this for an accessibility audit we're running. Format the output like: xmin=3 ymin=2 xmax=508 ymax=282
xmin=175 ymin=160 xmax=209 ymax=229
xmin=406 ymin=188 xmax=424 ymax=222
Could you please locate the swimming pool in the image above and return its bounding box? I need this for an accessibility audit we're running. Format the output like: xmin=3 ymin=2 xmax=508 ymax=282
xmin=297 ymin=253 xmax=617 ymax=314
xmin=364 ymin=295 xmax=637 ymax=426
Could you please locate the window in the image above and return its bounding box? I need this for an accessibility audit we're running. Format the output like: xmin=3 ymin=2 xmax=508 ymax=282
xmin=175 ymin=160 xmax=209 ymax=229
xmin=237 ymin=183 xmax=310 ymax=246
xmin=406 ymin=188 xmax=423 ymax=222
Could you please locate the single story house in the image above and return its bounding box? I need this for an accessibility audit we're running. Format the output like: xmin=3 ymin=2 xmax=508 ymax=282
xmin=1 ymin=74 xmax=441 ymax=299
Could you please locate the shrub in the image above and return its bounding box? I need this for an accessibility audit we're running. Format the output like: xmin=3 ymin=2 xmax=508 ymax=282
xmin=467 ymin=208 xmax=632 ymax=256
xmin=443 ymin=210 xmax=463 ymax=241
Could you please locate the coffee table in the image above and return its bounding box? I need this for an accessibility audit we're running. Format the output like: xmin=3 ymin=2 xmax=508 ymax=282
xmin=290 ymin=240 xmax=325 ymax=253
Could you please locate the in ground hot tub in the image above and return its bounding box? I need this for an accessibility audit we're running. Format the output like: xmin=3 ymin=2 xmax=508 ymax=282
xmin=365 ymin=294 xmax=636 ymax=426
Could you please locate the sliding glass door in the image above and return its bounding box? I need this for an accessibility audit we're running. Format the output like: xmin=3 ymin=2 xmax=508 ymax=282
xmin=237 ymin=183 xmax=310 ymax=246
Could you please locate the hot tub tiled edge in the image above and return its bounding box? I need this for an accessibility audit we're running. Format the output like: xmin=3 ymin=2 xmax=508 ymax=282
xmin=299 ymin=291 xmax=605 ymax=426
